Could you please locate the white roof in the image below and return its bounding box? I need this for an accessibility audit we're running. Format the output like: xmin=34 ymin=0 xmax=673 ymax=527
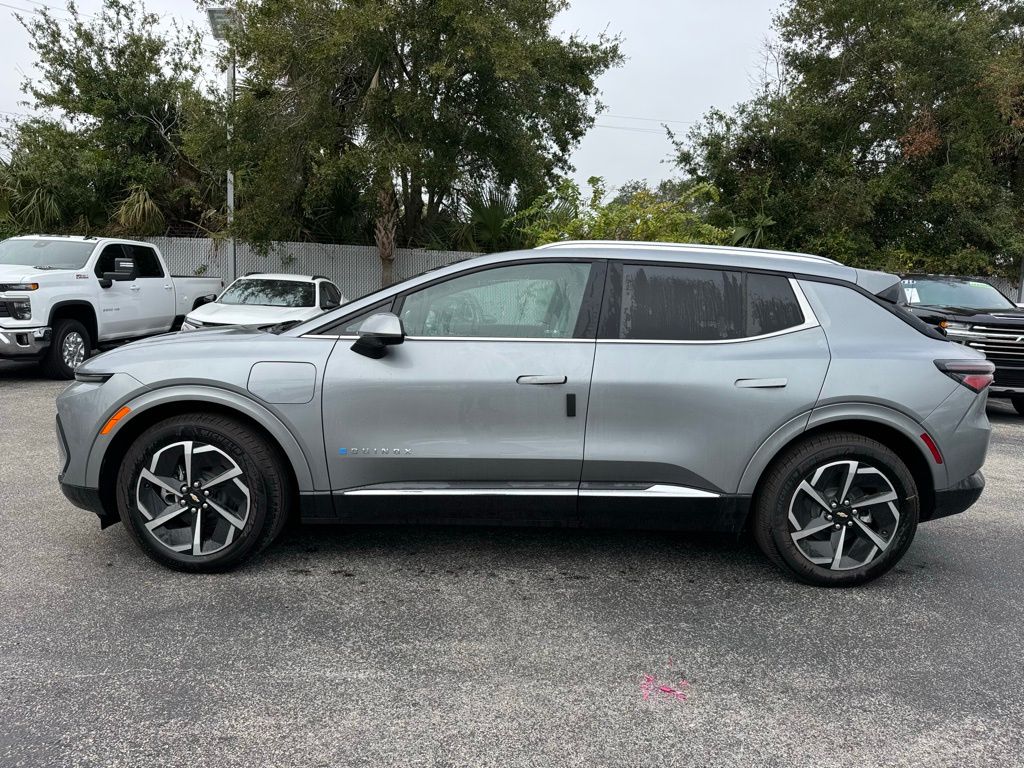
xmin=235 ymin=273 xmax=324 ymax=283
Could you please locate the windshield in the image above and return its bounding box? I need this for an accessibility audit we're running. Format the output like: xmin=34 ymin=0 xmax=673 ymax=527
xmin=0 ymin=239 xmax=96 ymax=270
xmin=901 ymin=278 xmax=1016 ymax=311
xmin=219 ymin=278 xmax=315 ymax=308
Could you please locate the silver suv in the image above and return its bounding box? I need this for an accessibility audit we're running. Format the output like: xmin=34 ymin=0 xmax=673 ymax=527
xmin=56 ymin=242 xmax=993 ymax=586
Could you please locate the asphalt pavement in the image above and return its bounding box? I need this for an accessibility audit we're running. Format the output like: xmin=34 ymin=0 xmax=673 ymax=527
xmin=1 ymin=359 xmax=1022 ymax=767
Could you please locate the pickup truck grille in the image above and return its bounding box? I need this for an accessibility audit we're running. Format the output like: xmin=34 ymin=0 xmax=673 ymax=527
xmin=960 ymin=325 xmax=1024 ymax=361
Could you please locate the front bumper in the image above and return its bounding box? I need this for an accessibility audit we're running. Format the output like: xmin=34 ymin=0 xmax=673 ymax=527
xmin=60 ymin=481 xmax=119 ymax=528
xmin=0 ymin=325 xmax=50 ymax=359
xmin=928 ymin=471 xmax=985 ymax=521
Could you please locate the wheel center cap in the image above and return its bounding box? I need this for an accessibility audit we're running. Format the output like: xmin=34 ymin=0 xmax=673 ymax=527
xmin=186 ymin=491 xmax=203 ymax=506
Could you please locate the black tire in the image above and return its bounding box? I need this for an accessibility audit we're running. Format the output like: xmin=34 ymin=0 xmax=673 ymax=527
xmin=116 ymin=413 xmax=291 ymax=572
xmin=1011 ymin=396 xmax=1024 ymax=417
xmin=40 ymin=318 xmax=91 ymax=380
xmin=752 ymin=432 xmax=920 ymax=587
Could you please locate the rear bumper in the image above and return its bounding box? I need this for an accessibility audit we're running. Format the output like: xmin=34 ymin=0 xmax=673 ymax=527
xmin=0 ymin=325 xmax=50 ymax=359
xmin=927 ymin=471 xmax=985 ymax=522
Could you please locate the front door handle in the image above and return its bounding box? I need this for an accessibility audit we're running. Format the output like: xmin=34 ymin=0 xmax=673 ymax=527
xmin=517 ymin=375 xmax=567 ymax=385
xmin=129 ymin=285 xmax=142 ymax=292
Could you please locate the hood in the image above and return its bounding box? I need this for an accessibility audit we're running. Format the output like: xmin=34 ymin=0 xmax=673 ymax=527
xmin=0 ymin=263 xmax=75 ymax=283
xmin=186 ymin=301 xmax=322 ymax=327
xmin=909 ymin=304 xmax=1024 ymax=327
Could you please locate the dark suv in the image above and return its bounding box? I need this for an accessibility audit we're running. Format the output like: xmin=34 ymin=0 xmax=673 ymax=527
xmin=901 ymin=275 xmax=1024 ymax=415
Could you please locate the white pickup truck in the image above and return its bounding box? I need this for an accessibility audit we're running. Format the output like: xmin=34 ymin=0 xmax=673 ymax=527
xmin=0 ymin=235 xmax=224 ymax=378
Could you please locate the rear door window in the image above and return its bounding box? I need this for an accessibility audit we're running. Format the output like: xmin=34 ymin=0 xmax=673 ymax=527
xmin=603 ymin=264 xmax=804 ymax=341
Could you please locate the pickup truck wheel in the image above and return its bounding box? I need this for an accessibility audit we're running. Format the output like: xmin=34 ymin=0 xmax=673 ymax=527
xmin=1011 ymin=396 xmax=1024 ymax=417
xmin=40 ymin=319 xmax=90 ymax=380
xmin=753 ymin=432 xmax=919 ymax=587
xmin=116 ymin=413 xmax=291 ymax=572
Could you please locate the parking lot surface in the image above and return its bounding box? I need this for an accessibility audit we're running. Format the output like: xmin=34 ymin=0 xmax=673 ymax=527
xmin=1 ymin=359 xmax=1023 ymax=767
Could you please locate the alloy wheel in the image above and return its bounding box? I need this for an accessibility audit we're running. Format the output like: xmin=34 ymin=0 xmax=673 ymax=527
xmin=62 ymin=331 xmax=86 ymax=369
xmin=135 ymin=440 xmax=251 ymax=556
xmin=787 ymin=460 xmax=900 ymax=571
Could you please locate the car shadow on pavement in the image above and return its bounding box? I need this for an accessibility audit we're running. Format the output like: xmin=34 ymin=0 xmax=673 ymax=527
xmin=265 ymin=521 xmax=780 ymax=583
xmin=0 ymin=361 xmax=47 ymax=380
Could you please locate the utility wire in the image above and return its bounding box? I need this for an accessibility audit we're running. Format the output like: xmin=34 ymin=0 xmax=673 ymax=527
xmin=604 ymin=113 xmax=695 ymax=126
xmin=593 ymin=123 xmax=671 ymax=135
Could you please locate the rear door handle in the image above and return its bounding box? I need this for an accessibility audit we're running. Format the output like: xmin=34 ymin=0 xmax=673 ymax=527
xmin=735 ymin=378 xmax=788 ymax=389
xmin=517 ymin=375 xmax=567 ymax=385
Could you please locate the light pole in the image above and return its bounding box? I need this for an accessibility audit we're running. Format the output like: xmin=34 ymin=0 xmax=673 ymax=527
xmin=208 ymin=7 xmax=237 ymax=282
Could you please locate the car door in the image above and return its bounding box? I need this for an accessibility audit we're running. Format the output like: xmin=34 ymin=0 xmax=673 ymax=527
xmin=320 ymin=259 xmax=604 ymax=521
xmin=126 ymin=245 xmax=176 ymax=334
xmin=93 ymin=244 xmax=141 ymax=338
xmin=580 ymin=261 xmax=830 ymax=530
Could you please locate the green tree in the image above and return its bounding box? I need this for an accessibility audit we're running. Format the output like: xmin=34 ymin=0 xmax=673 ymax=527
xmin=1 ymin=0 xmax=216 ymax=236
xmin=203 ymin=0 xmax=621 ymax=264
xmin=520 ymin=177 xmax=729 ymax=246
xmin=677 ymin=0 xmax=1024 ymax=277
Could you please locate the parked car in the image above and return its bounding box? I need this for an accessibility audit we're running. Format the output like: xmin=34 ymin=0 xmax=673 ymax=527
xmin=900 ymin=274 xmax=1024 ymax=416
xmin=180 ymin=273 xmax=344 ymax=331
xmin=56 ymin=241 xmax=992 ymax=586
xmin=0 ymin=235 xmax=223 ymax=379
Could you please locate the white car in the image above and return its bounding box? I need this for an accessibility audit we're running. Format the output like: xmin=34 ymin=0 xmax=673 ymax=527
xmin=180 ymin=273 xmax=344 ymax=331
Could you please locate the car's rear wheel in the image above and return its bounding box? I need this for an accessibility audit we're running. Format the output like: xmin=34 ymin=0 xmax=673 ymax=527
xmin=753 ymin=432 xmax=919 ymax=587
xmin=1011 ymin=396 xmax=1024 ymax=417
xmin=40 ymin=318 xmax=91 ymax=380
xmin=116 ymin=413 xmax=291 ymax=572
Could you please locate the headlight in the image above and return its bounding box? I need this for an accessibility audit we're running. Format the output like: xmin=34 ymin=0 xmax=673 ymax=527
xmin=939 ymin=321 xmax=970 ymax=331
xmin=180 ymin=320 xmax=198 ymax=331
xmin=74 ymin=371 xmax=113 ymax=384
xmin=0 ymin=283 xmax=39 ymax=291
xmin=8 ymin=299 xmax=32 ymax=320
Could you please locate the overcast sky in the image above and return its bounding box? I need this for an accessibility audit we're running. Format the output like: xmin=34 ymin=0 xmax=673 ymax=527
xmin=0 ymin=0 xmax=781 ymax=193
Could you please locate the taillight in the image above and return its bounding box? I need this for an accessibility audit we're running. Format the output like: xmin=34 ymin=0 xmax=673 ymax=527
xmin=935 ymin=360 xmax=995 ymax=393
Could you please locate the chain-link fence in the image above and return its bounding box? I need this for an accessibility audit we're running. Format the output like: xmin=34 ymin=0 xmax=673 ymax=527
xmin=976 ymin=275 xmax=1021 ymax=302
xmin=145 ymin=237 xmax=477 ymax=299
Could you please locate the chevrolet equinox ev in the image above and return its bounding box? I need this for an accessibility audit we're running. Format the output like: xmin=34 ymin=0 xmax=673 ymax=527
xmin=56 ymin=242 xmax=993 ymax=586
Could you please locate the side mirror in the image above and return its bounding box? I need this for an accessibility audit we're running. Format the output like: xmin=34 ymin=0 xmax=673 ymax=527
xmin=351 ymin=312 xmax=405 ymax=359
xmin=100 ymin=257 xmax=137 ymax=288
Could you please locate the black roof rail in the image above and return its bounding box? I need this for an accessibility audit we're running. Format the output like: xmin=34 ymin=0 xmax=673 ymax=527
xmin=244 ymin=272 xmax=263 ymax=277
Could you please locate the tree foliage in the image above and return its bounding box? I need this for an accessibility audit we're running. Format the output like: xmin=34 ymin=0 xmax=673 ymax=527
xmin=520 ymin=177 xmax=728 ymax=247
xmin=0 ymin=0 xmax=216 ymax=236
xmin=204 ymin=0 xmax=622 ymax=246
xmin=677 ymin=0 xmax=1024 ymax=276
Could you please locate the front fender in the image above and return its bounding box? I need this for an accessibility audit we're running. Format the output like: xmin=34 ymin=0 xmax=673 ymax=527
xmin=84 ymin=384 xmax=317 ymax=492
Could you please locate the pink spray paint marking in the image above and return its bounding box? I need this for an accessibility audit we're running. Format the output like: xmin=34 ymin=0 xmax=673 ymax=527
xmin=641 ymin=667 xmax=690 ymax=703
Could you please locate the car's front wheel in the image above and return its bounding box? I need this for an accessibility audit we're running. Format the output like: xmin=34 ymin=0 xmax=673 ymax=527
xmin=116 ymin=413 xmax=291 ymax=572
xmin=753 ymin=432 xmax=920 ymax=587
